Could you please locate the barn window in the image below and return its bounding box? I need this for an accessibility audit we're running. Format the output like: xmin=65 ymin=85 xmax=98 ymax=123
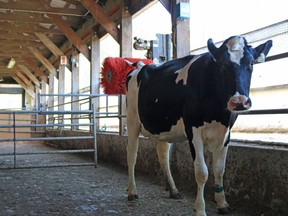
xmin=0 ymin=84 xmax=23 ymax=109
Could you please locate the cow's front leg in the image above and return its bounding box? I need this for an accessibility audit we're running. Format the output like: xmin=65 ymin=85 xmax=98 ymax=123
xmin=212 ymin=146 xmax=230 ymax=214
xmin=127 ymin=126 xmax=140 ymax=201
xmin=156 ymin=141 xmax=182 ymax=199
xmin=192 ymin=128 xmax=208 ymax=216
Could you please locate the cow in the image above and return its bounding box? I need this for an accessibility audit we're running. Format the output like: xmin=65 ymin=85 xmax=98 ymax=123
xmin=125 ymin=35 xmax=272 ymax=216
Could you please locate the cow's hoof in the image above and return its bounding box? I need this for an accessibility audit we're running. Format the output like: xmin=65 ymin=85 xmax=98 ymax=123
xmin=194 ymin=209 xmax=207 ymax=216
xmin=128 ymin=194 xmax=138 ymax=201
xmin=218 ymin=207 xmax=231 ymax=214
xmin=170 ymin=191 xmax=183 ymax=199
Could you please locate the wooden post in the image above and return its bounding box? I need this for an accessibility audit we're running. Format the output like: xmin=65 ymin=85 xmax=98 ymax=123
xmin=172 ymin=0 xmax=191 ymax=58
xmin=120 ymin=6 xmax=132 ymax=57
xmin=71 ymin=51 xmax=80 ymax=130
xmin=119 ymin=6 xmax=133 ymax=136
xmin=34 ymin=85 xmax=39 ymax=110
xmin=58 ymin=64 xmax=65 ymax=124
xmin=90 ymin=34 xmax=100 ymax=131
xmin=40 ymin=80 xmax=47 ymax=109
xmin=39 ymin=80 xmax=47 ymax=131
xmin=48 ymin=74 xmax=55 ymax=125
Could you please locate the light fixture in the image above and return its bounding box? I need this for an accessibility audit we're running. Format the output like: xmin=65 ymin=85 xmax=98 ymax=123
xmin=7 ymin=58 xmax=16 ymax=69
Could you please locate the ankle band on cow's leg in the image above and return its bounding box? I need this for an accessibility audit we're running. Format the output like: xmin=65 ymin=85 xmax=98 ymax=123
xmin=212 ymin=184 xmax=224 ymax=193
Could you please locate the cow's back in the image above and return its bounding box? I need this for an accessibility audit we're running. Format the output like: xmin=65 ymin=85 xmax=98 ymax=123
xmin=126 ymin=55 xmax=197 ymax=140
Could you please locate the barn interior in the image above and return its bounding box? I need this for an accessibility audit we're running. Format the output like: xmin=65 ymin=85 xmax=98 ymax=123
xmin=0 ymin=0 xmax=287 ymax=215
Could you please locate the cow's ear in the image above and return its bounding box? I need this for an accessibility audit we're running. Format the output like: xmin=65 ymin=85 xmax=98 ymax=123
xmin=207 ymin=38 xmax=218 ymax=60
xmin=253 ymin=40 xmax=273 ymax=63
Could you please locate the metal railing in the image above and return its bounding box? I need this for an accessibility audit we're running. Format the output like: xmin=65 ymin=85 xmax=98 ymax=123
xmin=0 ymin=108 xmax=97 ymax=169
xmin=39 ymin=93 xmax=288 ymax=141
xmin=38 ymin=93 xmax=123 ymax=133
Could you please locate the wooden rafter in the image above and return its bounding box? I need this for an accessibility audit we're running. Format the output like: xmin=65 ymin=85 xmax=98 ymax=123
xmin=35 ymin=33 xmax=64 ymax=58
xmin=12 ymin=75 xmax=35 ymax=98
xmin=0 ymin=23 xmax=63 ymax=35
xmin=0 ymin=11 xmax=77 ymax=26
xmin=23 ymin=58 xmax=48 ymax=83
xmin=81 ymin=0 xmax=121 ymax=44
xmin=0 ymin=40 xmax=45 ymax=49
xmin=15 ymin=71 xmax=33 ymax=89
xmin=17 ymin=64 xmax=40 ymax=87
xmin=48 ymin=14 xmax=90 ymax=60
xmin=0 ymin=1 xmax=85 ymax=16
xmin=29 ymin=47 xmax=57 ymax=77
xmin=0 ymin=32 xmax=38 ymax=41
xmin=0 ymin=0 xmax=154 ymax=87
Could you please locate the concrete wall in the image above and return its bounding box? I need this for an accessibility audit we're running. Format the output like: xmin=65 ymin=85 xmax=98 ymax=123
xmin=46 ymin=131 xmax=288 ymax=214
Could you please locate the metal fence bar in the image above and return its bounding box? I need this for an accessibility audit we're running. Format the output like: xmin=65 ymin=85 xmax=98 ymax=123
xmin=1 ymin=163 xmax=96 ymax=170
xmin=13 ymin=112 xmax=16 ymax=169
xmin=0 ymin=110 xmax=93 ymax=115
xmin=0 ymin=136 xmax=94 ymax=142
xmin=0 ymin=109 xmax=97 ymax=169
xmin=238 ymin=108 xmax=288 ymax=115
xmin=0 ymin=149 xmax=94 ymax=156
xmin=92 ymin=104 xmax=97 ymax=167
xmin=0 ymin=123 xmax=93 ymax=128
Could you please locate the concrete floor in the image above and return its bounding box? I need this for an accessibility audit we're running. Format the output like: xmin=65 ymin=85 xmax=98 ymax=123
xmin=0 ymin=142 xmax=278 ymax=216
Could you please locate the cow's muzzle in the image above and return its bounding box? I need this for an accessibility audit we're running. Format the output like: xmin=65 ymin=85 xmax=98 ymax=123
xmin=227 ymin=92 xmax=251 ymax=112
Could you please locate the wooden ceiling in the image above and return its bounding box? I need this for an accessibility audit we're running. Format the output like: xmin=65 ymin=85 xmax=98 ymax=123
xmin=0 ymin=0 xmax=156 ymax=84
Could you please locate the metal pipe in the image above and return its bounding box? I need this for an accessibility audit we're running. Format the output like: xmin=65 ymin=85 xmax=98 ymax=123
xmin=0 ymin=163 xmax=96 ymax=170
xmin=39 ymin=93 xmax=110 ymax=97
xmin=92 ymin=104 xmax=97 ymax=168
xmin=0 ymin=149 xmax=94 ymax=156
xmin=13 ymin=112 xmax=16 ymax=169
xmin=0 ymin=136 xmax=94 ymax=142
xmin=0 ymin=110 xmax=93 ymax=115
xmin=0 ymin=123 xmax=93 ymax=128
xmin=238 ymin=108 xmax=288 ymax=115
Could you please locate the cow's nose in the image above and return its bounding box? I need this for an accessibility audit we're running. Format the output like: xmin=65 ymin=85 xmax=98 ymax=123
xmin=234 ymin=98 xmax=251 ymax=111
xmin=234 ymin=102 xmax=249 ymax=111
xmin=228 ymin=92 xmax=251 ymax=112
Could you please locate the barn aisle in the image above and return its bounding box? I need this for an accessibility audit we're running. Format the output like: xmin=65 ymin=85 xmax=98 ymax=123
xmin=0 ymin=142 xmax=269 ymax=216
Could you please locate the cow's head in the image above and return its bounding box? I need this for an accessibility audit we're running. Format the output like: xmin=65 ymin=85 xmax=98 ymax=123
xmin=207 ymin=36 xmax=272 ymax=112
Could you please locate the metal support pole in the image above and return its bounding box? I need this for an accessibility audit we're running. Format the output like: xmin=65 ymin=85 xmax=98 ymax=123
xmin=13 ymin=112 xmax=16 ymax=169
xmin=92 ymin=104 xmax=97 ymax=168
xmin=37 ymin=93 xmax=41 ymax=111
xmin=118 ymin=95 xmax=122 ymax=136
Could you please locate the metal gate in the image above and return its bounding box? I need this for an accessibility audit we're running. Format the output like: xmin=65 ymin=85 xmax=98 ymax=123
xmin=0 ymin=109 xmax=97 ymax=169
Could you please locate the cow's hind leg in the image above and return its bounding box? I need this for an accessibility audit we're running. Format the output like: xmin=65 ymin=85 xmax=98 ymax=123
xmin=156 ymin=141 xmax=182 ymax=199
xmin=212 ymin=146 xmax=231 ymax=214
xmin=127 ymin=122 xmax=140 ymax=201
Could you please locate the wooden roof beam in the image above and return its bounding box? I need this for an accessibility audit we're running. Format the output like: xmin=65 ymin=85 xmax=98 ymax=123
xmin=48 ymin=14 xmax=90 ymax=60
xmin=17 ymin=64 xmax=40 ymax=87
xmin=81 ymin=0 xmax=121 ymax=44
xmin=12 ymin=75 xmax=35 ymax=98
xmin=29 ymin=47 xmax=57 ymax=77
xmin=0 ymin=39 xmax=46 ymax=48
xmin=23 ymin=58 xmax=48 ymax=83
xmin=15 ymin=71 xmax=34 ymax=89
xmin=0 ymin=23 xmax=62 ymax=35
xmin=0 ymin=68 xmax=17 ymax=76
xmin=0 ymin=1 xmax=85 ymax=16
xmin=0 ymin=12 xmax=76 ymax=26
xmin=35 ymin=33 xmax=64 ymax=58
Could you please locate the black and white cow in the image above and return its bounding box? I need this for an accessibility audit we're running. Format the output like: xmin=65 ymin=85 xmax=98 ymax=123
xmin=125 ymin=36 xmax=272 ymax=216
